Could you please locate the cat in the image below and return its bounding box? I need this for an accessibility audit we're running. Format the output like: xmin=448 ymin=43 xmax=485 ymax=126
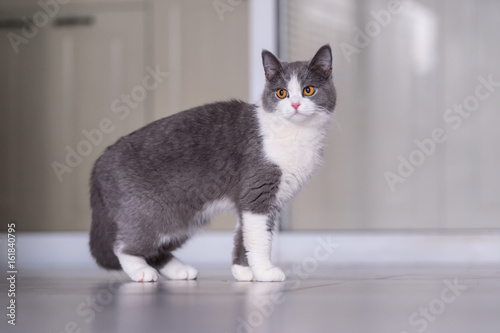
xmin=89 ymin=44 xmax=336 ymax=282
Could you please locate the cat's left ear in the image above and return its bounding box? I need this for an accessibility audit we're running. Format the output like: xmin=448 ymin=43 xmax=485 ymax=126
xmin=309 ymin=44 xmax=332 ymax=77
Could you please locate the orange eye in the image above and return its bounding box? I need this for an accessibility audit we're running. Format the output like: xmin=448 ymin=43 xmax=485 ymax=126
xmin=303 ymin=86 xmax=315 ymax=96
xmin=276 ymin=89 xmax=287 ymax=99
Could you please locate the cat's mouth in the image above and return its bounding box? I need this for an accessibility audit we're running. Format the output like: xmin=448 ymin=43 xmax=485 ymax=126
xmin=292 ymin=108 xmax=313 ymax=117
xmin=288 ymin=110 xmax=313 ymax=122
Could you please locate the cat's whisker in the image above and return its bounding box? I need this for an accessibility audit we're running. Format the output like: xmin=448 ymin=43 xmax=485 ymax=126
xmin=330 ymin=115 xmax=344 ymax=139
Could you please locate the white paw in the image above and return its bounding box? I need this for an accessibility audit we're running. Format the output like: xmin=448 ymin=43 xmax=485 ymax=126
xmin=162 ymin=265 xmax=198 ymax=280
xmin=232 ymin=264 xmax=254 ymax=282
xmin=129 ymin=266 xmax=159 ymax=282
xmin=160 ymin=258 xmax=198 ymax=280
xmin=253 ymin=266 xmax=286 ymax=282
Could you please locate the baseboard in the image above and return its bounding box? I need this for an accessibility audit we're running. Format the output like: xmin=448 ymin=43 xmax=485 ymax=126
xmin=1 ymin=230 xmax=500 ymax=270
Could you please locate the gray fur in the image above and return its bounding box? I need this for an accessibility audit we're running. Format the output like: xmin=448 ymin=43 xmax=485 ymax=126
xmin=90 ymin=101 xmax=281 ymax=269
xmin=89 ymin=45 xmax=336 ymax=273
xmin=232 ymin=222 xmax=248 ymax=267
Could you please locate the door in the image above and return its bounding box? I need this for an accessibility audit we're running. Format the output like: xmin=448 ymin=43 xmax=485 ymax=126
xmin=0 ymin=4 xmax=147 ymax=231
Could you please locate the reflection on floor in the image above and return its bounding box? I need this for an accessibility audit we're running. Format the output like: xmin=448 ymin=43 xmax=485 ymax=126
xmin=2 ymin=265 xmax=499 ymax=333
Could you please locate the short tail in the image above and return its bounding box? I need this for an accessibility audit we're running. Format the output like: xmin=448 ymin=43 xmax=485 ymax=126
xmin=89 ymin=172 xmax=121 ymax=270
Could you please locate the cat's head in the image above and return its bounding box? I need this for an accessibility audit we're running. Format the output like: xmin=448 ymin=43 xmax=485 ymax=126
xmin=261 ymin=45 xmax=336 ymax=123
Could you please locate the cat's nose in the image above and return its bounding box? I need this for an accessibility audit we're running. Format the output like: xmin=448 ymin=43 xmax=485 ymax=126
xmin=291 ymin=102 xmax=301 ymax=111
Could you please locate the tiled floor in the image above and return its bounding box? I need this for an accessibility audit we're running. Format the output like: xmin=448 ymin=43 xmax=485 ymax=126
xmin=2 ymin=265 xmax=499 ymax=333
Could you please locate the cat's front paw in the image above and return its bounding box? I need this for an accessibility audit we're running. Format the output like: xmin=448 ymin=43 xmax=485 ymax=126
xmin=130 ymin=267 xmax=159 ymax=282
xmin=252 ymin=266 xmax=286 ymax=282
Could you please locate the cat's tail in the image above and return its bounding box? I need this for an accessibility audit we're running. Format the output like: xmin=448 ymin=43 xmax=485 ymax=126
xmin=89 ymin=171 xmax=121 ymax=270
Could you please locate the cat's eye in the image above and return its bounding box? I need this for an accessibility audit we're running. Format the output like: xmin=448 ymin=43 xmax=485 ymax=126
xmin=303 ymin=86 xmax=315 ymax=96
xmin=276 ymin=89 xmax=288 ymax=99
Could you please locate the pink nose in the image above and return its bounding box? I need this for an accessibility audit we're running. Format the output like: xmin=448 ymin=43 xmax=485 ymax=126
xmin=291 ymin=102 xmax=301 ymax=111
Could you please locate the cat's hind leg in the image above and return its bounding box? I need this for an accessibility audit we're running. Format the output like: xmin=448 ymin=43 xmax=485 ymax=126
xmin=232 ymin=222 xmax=254 ymax=281
xmin=153 ymin=237 xmax=198 ymax=280
xmin=114 ymin=246 xmax=159 ymax=282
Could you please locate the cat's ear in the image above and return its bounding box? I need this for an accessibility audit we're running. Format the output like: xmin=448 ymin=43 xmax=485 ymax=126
xmin=309 ymin=44 xmax=332 ymax=77
xmin=262 ymin=50 xmax=283 ymax=81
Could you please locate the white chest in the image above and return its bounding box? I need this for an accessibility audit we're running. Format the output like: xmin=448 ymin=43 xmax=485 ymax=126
xmin=256 ymin=108 xmax=329 ymax=204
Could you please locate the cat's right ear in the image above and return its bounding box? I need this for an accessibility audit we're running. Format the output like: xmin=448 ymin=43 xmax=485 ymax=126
xmin=262 ymin=50 xmax=283 ymax=81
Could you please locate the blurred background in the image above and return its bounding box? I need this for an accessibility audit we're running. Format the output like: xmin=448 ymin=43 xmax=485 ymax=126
xmin=1 ymin=0 xmax=499 ymax=233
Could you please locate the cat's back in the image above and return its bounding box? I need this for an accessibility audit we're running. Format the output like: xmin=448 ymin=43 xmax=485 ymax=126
xmin=93 ymin=100 xmax=259 ymax=177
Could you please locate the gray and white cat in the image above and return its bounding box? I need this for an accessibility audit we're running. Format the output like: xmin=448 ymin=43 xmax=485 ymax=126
xmin=89 ymin=45 xmax=336 ymax=282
